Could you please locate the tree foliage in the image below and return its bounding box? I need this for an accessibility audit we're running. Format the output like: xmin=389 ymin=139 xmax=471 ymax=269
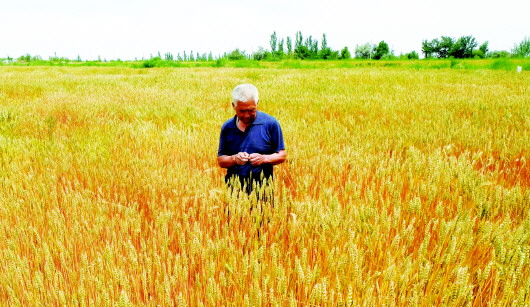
xmin=340 ymin=47 xmax=351 ymax=59
xmin=373 ymin=41 xmax=390 ymax=60
xmin=270 ymin=31 xmax=277 ymax=54
xmin=403 ymin=51 xmax=419 ymax=60
xmin=355 ymin=43 xmax=375 ymax=59
xmin=6 ymin=31 xmax=527 ymax=64
xmin=422 ymin=35 xmax=482 ymax=59
xmin=512 ymin=37 xmax=530 ymax=58
xmin=473 ymin=42 xmax=489 ymax=58
xmin=249 ymin=31 xmax=352 ymax=61
xmin=225 ymin=49 xmax=246 ymax=61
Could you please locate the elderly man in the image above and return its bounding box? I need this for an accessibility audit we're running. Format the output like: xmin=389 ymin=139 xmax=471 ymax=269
xmin=217 ymin=84 xmax=286 ymax=194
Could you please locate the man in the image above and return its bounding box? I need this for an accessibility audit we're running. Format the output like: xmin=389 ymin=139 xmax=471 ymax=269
xmin=217 ymin=84 xmax=286 ymax=195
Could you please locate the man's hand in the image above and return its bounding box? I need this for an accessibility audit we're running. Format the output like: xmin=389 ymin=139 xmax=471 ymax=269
xmin=249 ymin=153 xmax=267 ymax=166
xmin=234 ymin=152 xmax=250 ymax=165
xmin=219 ymin=150 xmax=285 ymax=168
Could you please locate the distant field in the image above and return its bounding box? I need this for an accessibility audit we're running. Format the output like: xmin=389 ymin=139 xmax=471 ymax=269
xmin=0 ymin=66 xmax=529 ymax=305
xmin=3 ymin=57 xmax=530 ymax=71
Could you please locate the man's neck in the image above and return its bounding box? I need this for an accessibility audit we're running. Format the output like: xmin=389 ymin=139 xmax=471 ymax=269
xmin=236 ymin=117 xmax=251 ymax=132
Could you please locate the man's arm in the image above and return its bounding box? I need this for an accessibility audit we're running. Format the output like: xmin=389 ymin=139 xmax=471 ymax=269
xmin=217 ymin=155 xmax=235 ymax=168
xmin=217 ymin=152 xmax=251 ymax=168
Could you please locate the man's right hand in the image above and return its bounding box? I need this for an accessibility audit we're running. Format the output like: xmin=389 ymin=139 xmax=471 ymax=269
xmin=234 ymin=152 xmax=250 ymax=165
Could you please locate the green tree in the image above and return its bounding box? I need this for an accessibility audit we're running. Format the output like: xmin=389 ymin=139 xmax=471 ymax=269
xmin=277 ymin=38 xmax=285 ymax=58
xmin=490 ymin=50 xmax=510 ymax=58
xmin=319 ymin=34 xmax=333 ymax=59
xmin=17 ymin=54 xmax=31 ymax=62
xmin=451 ymin=36 xmax=478 ymax=58
xmin=321 ymin=33 xmax=327 ymax=50
xmin=286 ymin=36 xmax=292 ymax=56
xmin=404 ymin=51 xmax=419 ymax=59
xmin=226 ymin=49 xmax=246 ymax=60
xmin=355 ymin=43 xmax=375 ymax=59
xmin=303 ymin=35 xmax=319 ymax=58
xmin=424 ymin=35 xmax=485 ymax=58
xmin=311 ymin=39 xmax=319 ymax=58
xmin=512 ymin=37 xmax=530 ymax=57
xmin=473 ymin=41 xmax=489 ymax=58
xmin=422 ymin=40 xmax=435 ymax=58
xmin=438 ymin=36 xmax=454 ymax=58
xmin=340 ymin=46 xmax=351 ymax=59
xmin=294 ymin=31 xmax=311 ymax=59
xmin=270 ymin=31 xmax=278 ymax=55
xmin=373 ymin=41 xmax=390 ymax=60
xmin=253 ymin=47 xmax=271 ymax=61
xmin=295 ymin=31 xmax=303 ymax=50
xmin=295 ymin=45 xmax=311 ymax=59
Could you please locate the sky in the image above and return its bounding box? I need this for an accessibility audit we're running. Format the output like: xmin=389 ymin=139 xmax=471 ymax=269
xmin=2 ymin=0 xmax=529 ymax=60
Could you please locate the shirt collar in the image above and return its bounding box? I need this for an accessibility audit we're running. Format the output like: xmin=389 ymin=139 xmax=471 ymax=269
xmin=230 ymin=111 xmax=264 ymax=128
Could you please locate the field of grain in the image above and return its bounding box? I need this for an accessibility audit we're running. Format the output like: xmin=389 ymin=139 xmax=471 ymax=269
xmin=0 ymin=66 xmax=529 ymax=305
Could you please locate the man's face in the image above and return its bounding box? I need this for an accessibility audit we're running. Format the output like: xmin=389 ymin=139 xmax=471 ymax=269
xmin=233 ymin=99 xmax=257 ymax=125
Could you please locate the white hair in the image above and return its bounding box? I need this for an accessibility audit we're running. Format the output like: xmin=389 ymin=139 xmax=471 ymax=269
xmin=231 ymin=84 xmax=259 ymax=106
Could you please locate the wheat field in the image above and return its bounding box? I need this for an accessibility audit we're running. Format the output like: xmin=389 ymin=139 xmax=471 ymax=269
xmin=0 ymin=66 xmax=529 ymax=306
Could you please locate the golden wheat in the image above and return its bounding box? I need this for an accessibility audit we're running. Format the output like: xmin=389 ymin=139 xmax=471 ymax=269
xmin=0 ymin=66 xmax=529 ymax=305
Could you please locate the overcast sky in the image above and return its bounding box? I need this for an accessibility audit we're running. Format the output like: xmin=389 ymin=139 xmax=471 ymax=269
xmin=2 ymin=0 xmax=529 ymax=60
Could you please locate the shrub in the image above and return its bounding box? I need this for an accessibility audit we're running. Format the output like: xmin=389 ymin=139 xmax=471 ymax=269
xmin=490 ymin=58 xmax=515 ymax=70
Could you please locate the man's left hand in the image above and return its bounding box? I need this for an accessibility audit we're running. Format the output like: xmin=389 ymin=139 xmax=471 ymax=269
xmin=249 ymin=153 xmax=267 ymax=166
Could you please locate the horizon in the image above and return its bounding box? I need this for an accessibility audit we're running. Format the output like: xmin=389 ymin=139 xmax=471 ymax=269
xmin=2 ymin=0 xmax=529 ymax=61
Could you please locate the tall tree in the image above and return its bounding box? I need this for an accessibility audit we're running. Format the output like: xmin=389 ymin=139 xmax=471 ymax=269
xmin=373 ymin=41 xmax=390 ymax=59
xmin=309 ymin=37 xmax=319 ymax=58
xmin=451 ymin=36 xmax=478 ymax=58
xmin=340 ymin=46 xmax=351 ymax=59
xmin=512 ymin=37 xmax=530 ymax=57
xmin=422 ymin=40 xmax=435 ymax=58
xmin=294 ymin=31 xmax=310 ymax=59
xmin=478 ymin=42 xmax=489 ymax=57
xmin=320 ymin=33 xmax=332 ymax=59
xmin=295 ymin=31 xmax=303 ymax=50
xmin=277 ymin=38 xmax=285 ymax=58
xmin=304 ymin=35 xmax=313 ymax=51
xmin=438 ymin=36 xmax=454 ymax=58
xmin=270 ymin=31 xmax=278 ymax=54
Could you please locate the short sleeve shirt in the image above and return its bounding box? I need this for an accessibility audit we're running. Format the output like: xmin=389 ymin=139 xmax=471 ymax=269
xmin=218 ymin=111 xmax=285 ymax=180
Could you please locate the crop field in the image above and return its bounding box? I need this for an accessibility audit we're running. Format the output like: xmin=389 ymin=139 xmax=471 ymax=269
xmin=0 ymin=65 xmax=529 ymax=305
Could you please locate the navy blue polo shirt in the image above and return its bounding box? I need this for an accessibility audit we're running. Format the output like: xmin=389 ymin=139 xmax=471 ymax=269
xmin=218 ymin=111 xmax=285 ymax=181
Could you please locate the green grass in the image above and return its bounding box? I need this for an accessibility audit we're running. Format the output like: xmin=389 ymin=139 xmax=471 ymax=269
xmin=3 ymin=58 xmax=530 ymax=71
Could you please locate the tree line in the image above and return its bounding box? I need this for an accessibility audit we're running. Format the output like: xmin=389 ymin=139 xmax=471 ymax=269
xmin=252 ymin=32 xmax=529 ymax=60
xmin=3 ymin=33 xmax=530 ymax=65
